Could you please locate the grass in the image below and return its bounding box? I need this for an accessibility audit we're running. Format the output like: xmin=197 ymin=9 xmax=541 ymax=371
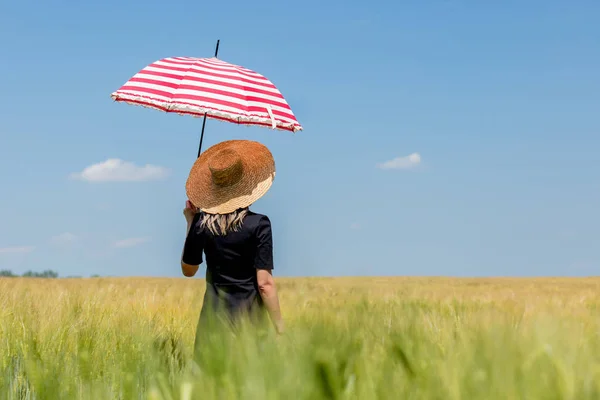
xmin=1 ymin=276 xmax=600 ymax=399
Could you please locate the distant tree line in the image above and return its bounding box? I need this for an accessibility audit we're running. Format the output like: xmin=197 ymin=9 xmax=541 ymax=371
xmin=0 ymin=269 xmax=59 ymax=278
xmin=0 ymin=270 xmax=101 ymax=278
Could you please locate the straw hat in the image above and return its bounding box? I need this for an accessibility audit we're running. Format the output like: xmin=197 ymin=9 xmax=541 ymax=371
xmin=185 ymin=140 xmax=275 ymax=214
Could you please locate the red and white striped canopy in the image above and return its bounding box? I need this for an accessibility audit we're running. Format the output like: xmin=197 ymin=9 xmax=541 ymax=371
xmin=110 ymin=57 xmax=302 ymax=132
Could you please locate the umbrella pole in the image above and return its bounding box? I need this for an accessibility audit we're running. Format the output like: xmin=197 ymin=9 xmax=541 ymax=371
xmin=196 ymin=39 xmax=221 ymax=158
xmin=197 ymin=116 xmax=207 ymax=158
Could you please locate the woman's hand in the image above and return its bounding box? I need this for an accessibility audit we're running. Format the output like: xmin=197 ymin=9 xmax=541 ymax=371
xmin=183 ymin=200 xmax=199 ymax=223
xmin=274 ymin=319 xmax=285 ymax=336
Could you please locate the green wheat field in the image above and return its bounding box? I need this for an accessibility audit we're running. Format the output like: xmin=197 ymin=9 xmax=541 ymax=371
xmin=1 ymin=276 xmax=600 ymax=399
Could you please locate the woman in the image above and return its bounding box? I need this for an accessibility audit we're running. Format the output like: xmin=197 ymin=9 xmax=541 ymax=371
xmin=180 ymin=140 xmax=285 ymax=352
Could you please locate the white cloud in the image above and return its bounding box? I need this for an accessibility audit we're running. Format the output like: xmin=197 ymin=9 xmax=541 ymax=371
xmin=70 ymin=159 xmax=169 ymax=182
xmin=0 ymin=246 xmax=35 ymax=254
xmin=377 ymin=153 xmax=422 ymax=170
xmin=51 ymin=232 xmax=78 ymax=246
xmin=113 ymin=237 xmax=151 ymax=248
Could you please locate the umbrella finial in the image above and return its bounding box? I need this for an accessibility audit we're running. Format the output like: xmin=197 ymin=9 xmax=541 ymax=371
xmin=214 ymin=40 xmax=220 ymax=58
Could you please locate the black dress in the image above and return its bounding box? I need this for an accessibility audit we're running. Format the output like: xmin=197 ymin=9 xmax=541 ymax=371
xmin=182 ymin=210 xmax=274 ymax=346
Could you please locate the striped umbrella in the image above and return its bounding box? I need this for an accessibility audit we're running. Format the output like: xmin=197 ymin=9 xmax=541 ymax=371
xmin=110 ymin=41 xmax=302 ymax=156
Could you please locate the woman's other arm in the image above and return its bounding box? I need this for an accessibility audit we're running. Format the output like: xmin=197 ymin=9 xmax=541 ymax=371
xmin=257 ymin=269 xmax=285 ymax=334
xmin=254 ymin=215 xmax=284 ymax=334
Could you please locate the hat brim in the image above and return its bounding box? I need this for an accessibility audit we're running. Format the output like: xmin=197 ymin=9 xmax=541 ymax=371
xmin=185 ymin=140 xmax=276 ymax=214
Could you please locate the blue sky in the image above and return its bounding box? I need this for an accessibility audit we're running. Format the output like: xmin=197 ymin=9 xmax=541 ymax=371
xmin=1 ymin=0 xmax=599 ymax=277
